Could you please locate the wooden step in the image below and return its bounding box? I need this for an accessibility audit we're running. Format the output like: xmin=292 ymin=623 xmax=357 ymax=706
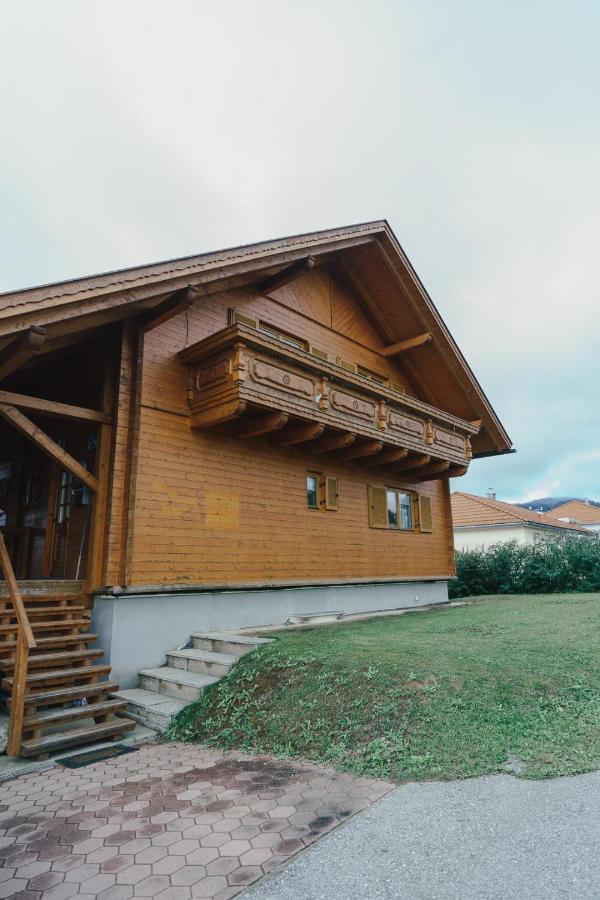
xmin=0 ymin=634 xmax=97 ymax=654
xmin=19 ymin=719 xmax=135 ymax=758
xmin=4 ymin=664 xmax=111 ymax=690
xmin=23 ymin=699 xmax=128 ymax=730
xmin=0 ymin=618 xmax=91 ymax=635
xmin=0 ymin=593 xmax=84 ymax=605
xmin=2 ymin=649 xmax=104 ymax=671
xmin=0 ymin=605 xmax=90 ymax=618
xmin=18 ymin=680 xmax=121 ymax=708
xmin=166 ymin=648 xmax=237 ymax=677
xmin=191 ymin=631 xmax=274 ymax=656
xmin=139 ymin=666 xmax=218 ymax=702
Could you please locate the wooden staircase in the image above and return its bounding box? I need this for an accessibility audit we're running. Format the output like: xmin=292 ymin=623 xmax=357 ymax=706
xmin=0 ymin=537 xmax=134 ymax=758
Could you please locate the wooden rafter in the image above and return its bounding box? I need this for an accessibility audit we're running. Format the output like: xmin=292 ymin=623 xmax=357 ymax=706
xmin=0 ymin=326 xmax=46 ymax=381
xmin=401 ymin=460 xmax=450 ymax=480
xmin=272 ymin=421 xmax=325 ymax=447
xmin=396 ymin=453 xmax=431 ymax=471
xmin=332 ymin=440 xmax=383 ymax=461
xmin=0 ymin=390 xmax=112 ymax=424
xmin=333 ymin=258 xmax=395 ymax=343
xmin=0 ymin=404 xmax=99 ymax=493
xmin=233 ymin=412 xmax=289 ymax=439
xmin=382 ymin=333 xmax=432 ymax=356
xmin=256 ymin=256 xmax=315 ymax=295
xmin=142 ymin=285 xmax=199 ymax=333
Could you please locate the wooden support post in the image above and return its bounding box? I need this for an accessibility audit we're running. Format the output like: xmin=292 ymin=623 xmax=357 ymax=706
xmin=6 ymin=633 xmax=28 ymax=757
xmin=0 ymin=326 xmax=46 ymax=381
xmin=86 ymin=336 xmax=117 ymax=591
xmin=0 ymin=405 xmax=99 ymax=492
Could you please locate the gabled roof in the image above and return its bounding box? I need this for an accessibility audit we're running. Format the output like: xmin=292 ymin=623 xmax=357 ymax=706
xmin=549 ymin=499 xmax=600 ymax=524
xmin=451 ymin=492 xmax=592 ymax=534
xmin=0 ymin=220 xmax=511 ymax=456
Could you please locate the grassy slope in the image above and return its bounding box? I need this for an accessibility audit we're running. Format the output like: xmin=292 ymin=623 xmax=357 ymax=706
xmin=168 ymin=594 xmax=600 ymax=782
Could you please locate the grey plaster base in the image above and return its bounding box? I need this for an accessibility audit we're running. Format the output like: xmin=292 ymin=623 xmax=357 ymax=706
xmin=91 ymin=579 xmax=448 ymax=688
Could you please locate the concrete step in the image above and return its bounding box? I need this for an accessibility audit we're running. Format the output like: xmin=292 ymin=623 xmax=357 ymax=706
xmin=111 ymin=688 xmax=188 ymax=732
xmin=286 ymin=610 xmax=345 ymax=625
xmin=138 ymin=666 xmax=219 ymax=702
xmin=191 ymin=631 xmax=274 ymax=656
xmin=166 ymin=648 xmax=237 ymax=677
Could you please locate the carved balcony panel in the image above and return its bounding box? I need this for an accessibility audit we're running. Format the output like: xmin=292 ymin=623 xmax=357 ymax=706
xmin=179 ymin=324 xmax=478 ymax=480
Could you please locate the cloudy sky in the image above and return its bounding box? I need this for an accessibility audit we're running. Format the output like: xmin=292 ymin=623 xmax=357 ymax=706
xmin=1 ymin=1 xmax=598 ymax=503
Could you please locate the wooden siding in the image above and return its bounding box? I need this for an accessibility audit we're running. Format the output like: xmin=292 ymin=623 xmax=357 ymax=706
xmin=111 ymin=266 xmax=455 ymax=588
xmin=129 ymin=407 xmax=452 ymax=586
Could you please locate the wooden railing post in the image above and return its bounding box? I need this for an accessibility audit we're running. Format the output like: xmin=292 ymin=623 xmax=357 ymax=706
xmin=0 ymin=531 xmax=36 ymax=757
xmin=6 ymin=632 xmax=28 ymax=756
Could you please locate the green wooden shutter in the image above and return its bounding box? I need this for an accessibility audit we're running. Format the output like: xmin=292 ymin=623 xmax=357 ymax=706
xmin=325 ymin=476 xmax=338 ymax=510
xmin=368 ymin=484 xmax=388 ymax=528
xmin=419 ymin=494 xmax=433 ymax=533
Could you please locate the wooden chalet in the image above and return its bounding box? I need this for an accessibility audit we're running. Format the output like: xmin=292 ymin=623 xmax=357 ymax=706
xmin=0 ymin=220 xmax=511 ymax=756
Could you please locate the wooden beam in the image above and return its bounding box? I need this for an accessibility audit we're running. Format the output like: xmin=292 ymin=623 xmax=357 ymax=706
xmin=234 ymin=412 xmax=289 ymax=439
xmin=0 ymin=326 xmax=46 ymax=381
xmin=396 ymin=453 xmax=431 ymax=471
xmin=400 ymin=460 xmax=450 ymax=480
xmin=365 ymin=447 xmax=409 ymax=467
xmin=333 ymin=258 xmax=395 ymax=344
xmin=256 ymin=257 xmax=316 ymax=295
xmin=0 ymin=390 xmax=112 ymax=424
xmin=382 ymin=333 xmax=432 ymax=356
xmin=0 ymin=404 xmax=99 ymax=492
xmin=272 ymin=421 xmax=325 ymax=447
xmin=142 ymin=285 xmax=199 ymax=332
xmin=332 ymin=440 xmax=383 ymax=461
xmin=312 ymin=431 xmax=357 ymax=453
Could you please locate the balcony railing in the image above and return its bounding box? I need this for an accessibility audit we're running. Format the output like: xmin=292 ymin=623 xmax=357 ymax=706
xmin=179 ymin=323 xmax=478 ymax=480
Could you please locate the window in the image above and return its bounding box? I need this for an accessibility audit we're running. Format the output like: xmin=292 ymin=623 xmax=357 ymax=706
xmin=307 ymin=473 xmax=319 ymax=509
xmin=369 ymin=484 xmax=420 ymax=531
xmin=259 ymin=321 xmax=309 ymax=351
xmin=306 ymin=472 xmax=338 ymax=511
xmin=357 ymin=365 xmax=389 ymax=386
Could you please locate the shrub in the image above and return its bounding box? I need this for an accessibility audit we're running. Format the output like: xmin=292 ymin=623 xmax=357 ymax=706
xmin=450 ymin=535 xmax=600 ymax=598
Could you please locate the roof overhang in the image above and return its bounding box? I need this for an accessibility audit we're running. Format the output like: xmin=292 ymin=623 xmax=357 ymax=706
xmin=0 ymin=220 xmax=512 ymax=456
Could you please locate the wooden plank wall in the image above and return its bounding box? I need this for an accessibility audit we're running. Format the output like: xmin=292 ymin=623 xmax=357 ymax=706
xmin=109 ymin=266 xmax=455 ymax=588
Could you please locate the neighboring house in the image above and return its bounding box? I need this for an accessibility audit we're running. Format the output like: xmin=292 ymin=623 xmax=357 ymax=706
xmin=451 ymin=491 xmax=592 ymax=549
xmin=0 ymin=220 xmax=511 ymax=755
xmin=549 ymin=499 xmax=600 ymax=533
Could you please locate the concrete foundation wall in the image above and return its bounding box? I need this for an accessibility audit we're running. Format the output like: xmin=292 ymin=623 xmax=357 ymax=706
xmin=92 ymin=580 xmax=449 ymax=688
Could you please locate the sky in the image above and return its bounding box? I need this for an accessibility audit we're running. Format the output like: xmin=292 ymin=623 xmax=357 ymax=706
xmin=1 ymin=1 xmax=599 ymax=503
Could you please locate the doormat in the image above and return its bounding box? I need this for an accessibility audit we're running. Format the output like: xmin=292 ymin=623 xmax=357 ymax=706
xmin=58 ymin=744 xmax=138 ymax=769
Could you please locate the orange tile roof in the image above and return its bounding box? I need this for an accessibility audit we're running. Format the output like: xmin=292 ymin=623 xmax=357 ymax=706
xmin=451 ymin=492 xmax=592 ymax=533
xmin=548 ymin=499 xmax=600 ymax=524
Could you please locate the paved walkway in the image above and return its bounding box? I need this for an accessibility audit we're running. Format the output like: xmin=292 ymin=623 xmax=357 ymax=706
xmin=246 ymin=770 xmax=600 ymax=899
xmin=0 ymin=742 xmax=392 ymax=899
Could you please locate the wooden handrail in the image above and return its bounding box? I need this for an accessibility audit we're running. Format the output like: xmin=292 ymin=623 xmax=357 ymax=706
xmin=0 ymin=532 xmax=36 ymax=649
xmin=0 ymin=530 xmax=36 ymax=756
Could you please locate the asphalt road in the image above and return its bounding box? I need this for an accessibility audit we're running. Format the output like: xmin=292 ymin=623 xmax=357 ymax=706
xmin=246 ymin=771 xmax=600 ymax=899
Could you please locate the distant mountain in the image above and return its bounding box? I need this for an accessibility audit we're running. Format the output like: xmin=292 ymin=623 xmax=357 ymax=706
xmin=518 ymin=496 xmax=600 ymax=513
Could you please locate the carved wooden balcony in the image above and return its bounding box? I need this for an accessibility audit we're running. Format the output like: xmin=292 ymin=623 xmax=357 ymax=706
xmin=179 ymin=324 xmax=478 ymax=480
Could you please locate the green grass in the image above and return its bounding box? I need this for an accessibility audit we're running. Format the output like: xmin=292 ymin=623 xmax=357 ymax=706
xmin=167 ymin=594 xmax=600 ymax=782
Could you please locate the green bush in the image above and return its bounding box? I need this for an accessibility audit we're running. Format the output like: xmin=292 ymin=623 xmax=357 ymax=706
xmin=450 ymin=535 xmax=600 ymax=598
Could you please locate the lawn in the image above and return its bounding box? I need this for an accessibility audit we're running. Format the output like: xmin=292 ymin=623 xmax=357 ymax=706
xmin=168 ymin=594 xmax=600 ymax=782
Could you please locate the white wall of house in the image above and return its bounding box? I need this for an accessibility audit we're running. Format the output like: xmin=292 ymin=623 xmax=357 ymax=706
xmin=453 ymin=524 xmax=582 ymax=550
